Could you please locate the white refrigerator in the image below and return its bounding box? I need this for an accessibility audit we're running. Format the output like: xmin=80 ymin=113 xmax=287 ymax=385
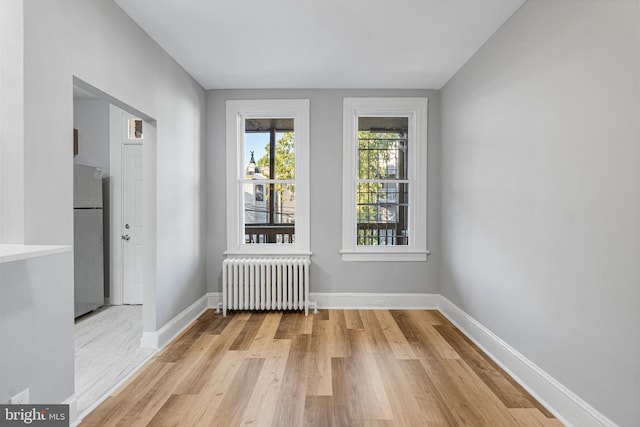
xmin=74 ymin=164 xmax=105 ymax=318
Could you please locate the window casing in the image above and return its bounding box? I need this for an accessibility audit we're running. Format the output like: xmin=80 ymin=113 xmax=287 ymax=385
xmin=226 ymin=100 xmax=310 ymax=255
xmin=341 ymin=98 xmax=428 ymax=262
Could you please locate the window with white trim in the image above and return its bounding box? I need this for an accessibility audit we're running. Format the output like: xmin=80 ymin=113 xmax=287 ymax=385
xmin=341 ymin=98 xmax=428 ymax=262
xmin=226 ymin=100 xmax=310 ymax=255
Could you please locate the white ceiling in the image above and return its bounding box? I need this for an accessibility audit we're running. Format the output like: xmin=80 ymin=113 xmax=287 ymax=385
xmin=114 ymin=0 xmax=525 ymax=90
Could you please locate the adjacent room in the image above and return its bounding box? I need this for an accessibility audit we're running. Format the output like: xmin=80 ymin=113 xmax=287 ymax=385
xmin=0 ymin=0 xmax=638 ymax=426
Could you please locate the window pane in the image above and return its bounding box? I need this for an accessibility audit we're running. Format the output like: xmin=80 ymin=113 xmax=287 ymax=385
xmin=356 ymin=182 xmax=408 ymax=246
xmin=128 ymin=119 xmax=143 ymax=139
xmin=244 ymin=182 xmax=296 ymax=244
xmin=358 ymin=117 xmax=407 ymax=180
xmin=244 ymin=118 xmax=295 ymax=180
xmin=244 ymin=130 xmax=270 ymax=178
xmin=274 ymin=132 xmax=295 ymax=180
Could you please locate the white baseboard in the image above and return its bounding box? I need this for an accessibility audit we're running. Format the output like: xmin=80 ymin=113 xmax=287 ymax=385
xmin=141 ymin=294 xmax=209 ymax=350
xmin=310 ymin=292 xmax=439 ymax=309
xmin=438 ymin=296 xmax=617 ymax=427
xmin=134 ymin=291 xmax=616 ymax=427
xmin=72 ymin=349 xmax=157 ymax=426
xmin=63 ymin=394 xmax=77 ymax=426
xmin=206 ymin=291 xmax=439 ymax=310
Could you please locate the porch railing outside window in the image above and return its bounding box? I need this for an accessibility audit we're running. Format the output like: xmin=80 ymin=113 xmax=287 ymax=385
xmin=356 ymin=127 xmax=409 ymax=246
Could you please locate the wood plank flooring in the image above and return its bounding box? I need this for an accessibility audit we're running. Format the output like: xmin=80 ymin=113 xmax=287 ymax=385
xmin=80 ymin=309 xmax=563 ymax=427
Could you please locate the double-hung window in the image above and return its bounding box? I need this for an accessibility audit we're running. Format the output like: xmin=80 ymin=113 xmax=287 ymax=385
xmin=341 ymin=98 xmax=428 ymax=262
xmin=225 ymin=100 xmax=310 ymax=255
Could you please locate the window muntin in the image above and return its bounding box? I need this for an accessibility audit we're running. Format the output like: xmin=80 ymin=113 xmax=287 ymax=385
xmin=226 ymin=100 xmax=310 ymax=255
xmin=357 ymin=117 xmax=409 ymax=246
xmin=341 ymin=98 xmax=428 ymax=262
xmin=244 ymin=118 xmax=295 ymax=180
xmin=243 ymin=119 xmax=296 ymax=244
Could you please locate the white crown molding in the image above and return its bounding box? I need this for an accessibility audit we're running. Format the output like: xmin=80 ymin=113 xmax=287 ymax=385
xmin=438 ymin=296 xmax=618 ymax=427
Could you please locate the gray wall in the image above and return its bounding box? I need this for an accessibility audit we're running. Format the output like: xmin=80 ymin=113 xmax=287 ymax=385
xmin=23 ymin=0 xmax=207 ymax=331
xmin=73 ymin=99 xmax=110 ymax=174
xmin=440 ymin=1 xmax=640 ymax=425
xmin=0 ymin=253 xmax=74 ymax=405
xmin=0 ymin=0 xmax=25 ymax=244
xmin=0 ymin=0 xmax=206 ymax=406
xmin=206 ymin=89 xmax=440 ymax=296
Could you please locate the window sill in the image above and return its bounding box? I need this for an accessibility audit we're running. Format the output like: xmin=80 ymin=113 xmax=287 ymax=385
xmin=340 ymin=250 xmax=430 ymax=262
xmin=224 ymin=250 xmax=312 ymax=257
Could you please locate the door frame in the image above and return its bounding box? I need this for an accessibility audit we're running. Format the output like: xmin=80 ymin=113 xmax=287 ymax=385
xmin=109 ymin=105 xmax=155 ymax=314
xmin=113 ymin=115 xmax=144 ymax=304
xmin=73 ymin=75 xmax=158 ymax=340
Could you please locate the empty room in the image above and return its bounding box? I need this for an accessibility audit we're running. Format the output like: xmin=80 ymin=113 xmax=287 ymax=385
xmin=0 ymin=0 xmax=638 ymax=426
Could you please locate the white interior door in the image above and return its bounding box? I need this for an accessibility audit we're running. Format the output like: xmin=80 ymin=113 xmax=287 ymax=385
xmin=122 ymin=143 xmax=143 ymax=304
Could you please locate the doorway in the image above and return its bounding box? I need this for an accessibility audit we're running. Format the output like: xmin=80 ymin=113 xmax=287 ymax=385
xmin=112 ymin=110 xmax=145 ymax=305
xmin=72 ymin=78 xmax=157 ymax=417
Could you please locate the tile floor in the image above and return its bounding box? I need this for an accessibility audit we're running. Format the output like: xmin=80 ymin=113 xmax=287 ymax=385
xmin=74 ymin=305 xmax=154 ymax=415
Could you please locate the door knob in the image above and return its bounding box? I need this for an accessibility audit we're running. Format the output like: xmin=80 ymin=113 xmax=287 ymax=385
xmin=122 ymin=235 xmax=130 ymax=241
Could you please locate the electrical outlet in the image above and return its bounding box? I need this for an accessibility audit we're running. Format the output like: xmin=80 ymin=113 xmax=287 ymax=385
xmin=10 ymin=388 xmax=29 ymax=404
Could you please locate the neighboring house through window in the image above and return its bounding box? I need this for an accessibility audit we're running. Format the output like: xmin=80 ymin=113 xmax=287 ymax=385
xmin=226 ymin=100 xmax=310 ymax=255
xmin=341 ymin=97 xmax=429 ymax=261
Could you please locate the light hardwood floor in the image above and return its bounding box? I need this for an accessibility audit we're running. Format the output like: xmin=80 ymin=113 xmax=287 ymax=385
xmin=80 ymin=309 xmax=563 ymax=426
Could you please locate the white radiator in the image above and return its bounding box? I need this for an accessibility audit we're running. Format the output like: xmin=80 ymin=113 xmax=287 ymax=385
xmin=222 ymin=257 xmax=311 ymax=316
